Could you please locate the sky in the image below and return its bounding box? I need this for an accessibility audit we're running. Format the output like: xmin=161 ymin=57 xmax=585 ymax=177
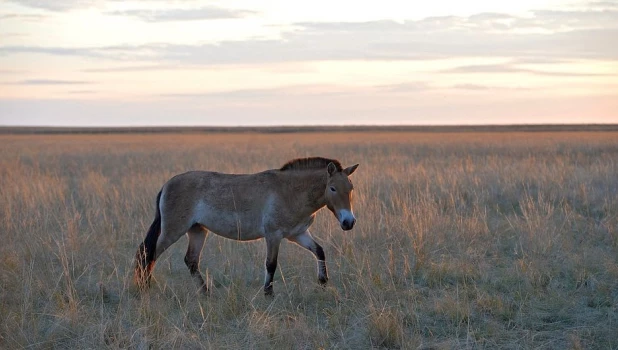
xmin=0 ymin=0 xmax=617 ymax=126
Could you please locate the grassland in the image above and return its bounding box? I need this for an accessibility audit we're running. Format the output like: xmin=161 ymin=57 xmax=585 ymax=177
xmin=1 ymin=130 xmax=617 ymax=349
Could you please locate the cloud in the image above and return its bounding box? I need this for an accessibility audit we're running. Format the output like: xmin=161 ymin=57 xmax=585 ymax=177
xmin=589 ymin=1 xmax=618 ymax=9
xmin=5 ymin=0 xmax=243 ymax=13
xmin=157 ymin=84 xmax=358 ymax=99
xmin=0 ymin=69 xmax=27 ymax=75
xmin=452 ymin=84 xmax=491 ymax=90
xmin=1 ymin=6 xmax=617 ymax=64
xmin=375 ymin=82 xmax=433 ymax=92
xmin=510 ymin=57 xmax=569 ymax=65
xmin=445 ymin=64 xmax=522 ymax=74
xmin=467 ymin=12 xmax=514 ymax=21
xmin=451 ymin=84 xmax=531 ymax=91
xmin=0 ymin=33 xmax=30 ymax=39
xmin=158 ymin=88 xmax=285 ymax=99
xmin=81 ymin=64 xmax=182 ymax=72
xmin=443 ymin=63 xmax=613 ymax=77
xmin=375 ymin=82 xmax=533 ymax=92
xmin=106 ymin=6 xmax=256 ymax=22
xmin=0 ymin=14 xmax=49 ymax=21
xmin=12 ymin=79 xmax=95 ymax=85
xmin=3 ymin=27 xmax=618 ymax=65
xmin=0 ymin=45 xmax=162 ymax=60
xmin=514 ymin=9 xmax=618 ymax=31
xmin=67 ymin=90 xmax=98 ymax=94
xmin=0 ymin=46 xmax=91 ymax=56
xmin=4 ymin=0 xmax=96 ymax=11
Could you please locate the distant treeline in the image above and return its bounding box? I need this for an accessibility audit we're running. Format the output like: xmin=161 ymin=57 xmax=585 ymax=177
xmin=1 ymin=124 xmax=617 ymax=135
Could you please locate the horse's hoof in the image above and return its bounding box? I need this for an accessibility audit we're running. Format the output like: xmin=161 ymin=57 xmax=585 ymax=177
xmin=264 ymin=288 xmax=274 ymax=297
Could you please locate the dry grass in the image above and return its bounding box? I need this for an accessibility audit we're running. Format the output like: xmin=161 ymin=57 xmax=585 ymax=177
xmin=1 ymin=131 xmax=617 ymax=349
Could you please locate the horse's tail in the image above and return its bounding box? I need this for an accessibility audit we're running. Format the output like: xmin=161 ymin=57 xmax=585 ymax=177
xmin=134 ymin=190 xmax=162 ymax=288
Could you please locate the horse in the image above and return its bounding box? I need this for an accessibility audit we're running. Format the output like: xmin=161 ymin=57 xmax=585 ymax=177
xmin=134 ymin=157 xmax=359 ymax=296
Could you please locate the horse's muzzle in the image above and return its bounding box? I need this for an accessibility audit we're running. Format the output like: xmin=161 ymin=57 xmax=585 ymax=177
xmin=337 ymin=209 xmax=356 ymax=231
xmin=341 ymin=217 xmax=356 ymax=231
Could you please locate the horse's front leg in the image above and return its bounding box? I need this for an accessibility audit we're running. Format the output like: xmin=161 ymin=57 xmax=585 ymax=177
xmin=287 ymin=230 xmax=328 ymax=285
xmin=263 ymin=236 xmax=281 ymax=296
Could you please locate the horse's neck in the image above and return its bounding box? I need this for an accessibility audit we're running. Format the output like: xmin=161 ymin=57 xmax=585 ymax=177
xmin=288 ymin=170 xmax=327 ymax=215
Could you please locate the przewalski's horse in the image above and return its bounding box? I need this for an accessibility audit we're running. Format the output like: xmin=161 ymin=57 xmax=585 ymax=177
xmin=134 ymin=157 xmax=359 ymax=296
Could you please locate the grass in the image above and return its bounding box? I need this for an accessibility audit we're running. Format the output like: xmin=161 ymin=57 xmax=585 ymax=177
xmin=0 ymin=130 xmax=617 ymax=349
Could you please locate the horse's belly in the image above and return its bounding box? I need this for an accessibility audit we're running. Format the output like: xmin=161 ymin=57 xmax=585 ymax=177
xmin=210 ymin=222 xmax=264 ymax=241
xmin=194 ymin=206 xmax=264 ymax=241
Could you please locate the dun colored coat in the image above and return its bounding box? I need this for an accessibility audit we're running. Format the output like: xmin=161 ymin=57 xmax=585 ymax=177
xmin=134 ymin=157 xmax=359 ymax=295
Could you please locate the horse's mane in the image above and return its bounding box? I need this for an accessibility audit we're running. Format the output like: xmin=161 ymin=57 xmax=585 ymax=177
xmin=279 ymin=157 xmax=342 ymax=172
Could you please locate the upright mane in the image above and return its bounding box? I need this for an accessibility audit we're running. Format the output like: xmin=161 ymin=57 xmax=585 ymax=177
xmin=279 ymin=157 xmax=342 ymax=172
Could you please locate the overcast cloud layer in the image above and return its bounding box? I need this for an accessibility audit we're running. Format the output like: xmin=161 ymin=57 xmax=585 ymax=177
xmin=0 ymin=0 xmax=616 ymax=126
xmin=2 ymin=7 xmax=618 ymax=63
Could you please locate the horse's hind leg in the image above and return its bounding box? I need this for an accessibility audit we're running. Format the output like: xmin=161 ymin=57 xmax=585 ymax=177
xmin=264 ymin=236 xmax=282 ymax=296
xmin=185 ymin=224 xmax=208 ymax=294
xmin=150 ymin=219 xmax=189 ymax=282
xmin=287 ymin=230 xmax=328 ymax=285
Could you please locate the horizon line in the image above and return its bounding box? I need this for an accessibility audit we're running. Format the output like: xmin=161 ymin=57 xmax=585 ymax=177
xmin=1 ymin=123 xmax=616 ymax=135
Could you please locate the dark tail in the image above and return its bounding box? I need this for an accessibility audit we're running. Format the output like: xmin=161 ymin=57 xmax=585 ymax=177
xmin=135 ymin=190 xmax=162 ymax=287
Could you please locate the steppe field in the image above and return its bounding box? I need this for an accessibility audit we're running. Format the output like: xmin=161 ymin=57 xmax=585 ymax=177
xmin=1 ymin=129 xmax=617 ymax=349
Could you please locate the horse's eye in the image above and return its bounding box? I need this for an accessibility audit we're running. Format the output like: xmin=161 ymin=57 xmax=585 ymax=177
xmin=330 ymin=186 xmax=336 ymax=192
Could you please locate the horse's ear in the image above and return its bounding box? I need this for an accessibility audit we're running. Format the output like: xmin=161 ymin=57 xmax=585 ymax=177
xmin=343 ymin=164 xmax=359 ymax=176
xmin=327 ymin=162 xmax=338 ymax=176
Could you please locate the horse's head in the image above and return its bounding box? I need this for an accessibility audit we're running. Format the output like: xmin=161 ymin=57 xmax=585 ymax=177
xmin=325 ymin=162 xmax=359 ymax=231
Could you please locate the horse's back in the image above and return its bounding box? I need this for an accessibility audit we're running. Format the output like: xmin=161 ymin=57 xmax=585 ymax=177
xmin=160 ymin=169 xmax=280 ymax=240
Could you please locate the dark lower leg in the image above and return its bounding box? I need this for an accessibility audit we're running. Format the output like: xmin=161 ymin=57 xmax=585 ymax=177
xmin=185 ymin=227 xmax=208 ymax=293
xmin=315 ymin=244 xmax=328 ymax=285
xmin=184 ymin=254 xmax=207 ymax=292
xmin=264 ymin=257 xmax=278 ymax=296
xmin=288 ymin=232 xmax=328 ymax=286
xmin=263 ymin=237 xmax=281 ymax=296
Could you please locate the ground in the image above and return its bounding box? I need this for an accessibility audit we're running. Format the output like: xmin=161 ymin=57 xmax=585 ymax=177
xmin=0 ymin=129 xmax=617 ymax=349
